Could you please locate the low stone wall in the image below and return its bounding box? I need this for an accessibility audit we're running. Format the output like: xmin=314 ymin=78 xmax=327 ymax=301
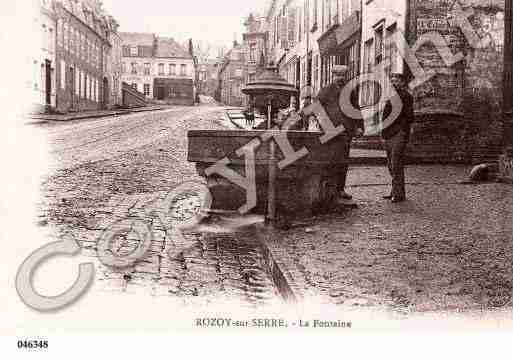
xmin=407 ymin=110 xmax=468 ymax=163
xmin=355 ymin=111 xmax=502 ymax=164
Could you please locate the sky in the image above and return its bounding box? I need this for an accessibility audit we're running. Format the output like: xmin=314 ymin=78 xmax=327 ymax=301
xmin=102 ymin=0 xmax=269 ymax=56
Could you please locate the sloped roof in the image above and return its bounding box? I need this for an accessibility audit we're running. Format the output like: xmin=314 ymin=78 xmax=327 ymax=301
xmin=156 ymin=37 xmax=192 ymax=59
xmin=120 ymin=32 xmax=155 ymax=47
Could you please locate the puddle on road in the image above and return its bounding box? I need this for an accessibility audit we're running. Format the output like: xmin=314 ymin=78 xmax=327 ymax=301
xmin=97 ymin=191 xmax=283 ymax=307
xmin=182 ymin=213 xmax=265 ymax=234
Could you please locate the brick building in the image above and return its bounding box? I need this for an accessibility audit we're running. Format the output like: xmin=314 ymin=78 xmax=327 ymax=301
xmin=197 ymin=59 xmax=220 ymax=98
xmin=357 ymin=0 xmax=507 ymax=162
xmin=242 ymin=13 xmax=268 ymax=106
xmin=54 ymin=0 xmax=114 ymax=113
xmin=504 ymin=0 xmax=513 ymax=141
xmin=120 ymin=33 xmax=196 ymax=105
xmin=411 ymin=0 xmax=505 ymax=162
xmin=218 ymin=41 xmax=245 ymax=107
xmin=500 ymin=0 xmax=513 ymax=179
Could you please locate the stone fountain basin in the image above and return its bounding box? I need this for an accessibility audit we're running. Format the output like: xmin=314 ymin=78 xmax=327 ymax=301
xmin=187 ymin=130 xmax=349 ymax=217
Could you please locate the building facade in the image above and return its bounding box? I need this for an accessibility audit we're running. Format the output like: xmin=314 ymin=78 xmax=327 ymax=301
xmin=32 ymin=0 xmax=57 ymax=113
xmin=120 ymin=33 xmax=196 ymax=105
xmin=217 ymin=1 xmax=363 ymax=109
xmin=357 ymin=0 xmax=507 ymax=162
xmin=242 ymin=13 xmax=268 ymax=106
xmin=120 ymin=32 xmax=155 ymax=98
xmin=197 ymin=59 xmax=220 ymax=98
xmin=359 ymin=0 xmax=408 ymax=129
xmin=500 ymin=0 xmax=513 ymax=179
xmin=251 ymin=0 xmax=508 ymax=162
xmin=218 ymin=41 xmax=245 ymax=107
xmin=263 ymin=0 xmax=361 ymax=108
xmin=503 ymin=0 xmax=512 ymax=144
xmin=413 ymin=0 xmax=505 ymax=162
xmin=153 ymin=37 xmax=196 ymax=105
xmin=317 ymin=0 xmax=361 ymax=88
xmin=105 ymin=18 xmax=123 ymax=108
xmin=54 ymin=0 xmax=114 ymax=113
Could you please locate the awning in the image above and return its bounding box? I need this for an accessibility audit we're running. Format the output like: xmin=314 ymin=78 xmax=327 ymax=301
xmin=318 ymin=11 xmax=361 ymax=56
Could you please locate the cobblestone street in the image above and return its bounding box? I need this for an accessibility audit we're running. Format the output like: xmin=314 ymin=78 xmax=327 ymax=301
xmin=36 ymin=105 xmax=281 ymax=307
xmin=33 ymin=107 xmax=513 ymax=313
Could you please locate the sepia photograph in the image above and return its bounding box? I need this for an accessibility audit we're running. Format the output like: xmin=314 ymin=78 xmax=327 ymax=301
xmin=1 ymin=0 xmax=513 ymax=356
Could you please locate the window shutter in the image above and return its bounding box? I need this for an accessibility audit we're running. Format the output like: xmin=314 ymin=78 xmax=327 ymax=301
xmin=280 ymin=14 xmax=288 ymax=49
xmin=288 ymin=7 xmax=297 ymax=49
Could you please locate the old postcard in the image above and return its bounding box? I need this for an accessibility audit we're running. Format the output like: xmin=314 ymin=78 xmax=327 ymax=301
xmin=1 ymin=0 xmax=513 ymax=356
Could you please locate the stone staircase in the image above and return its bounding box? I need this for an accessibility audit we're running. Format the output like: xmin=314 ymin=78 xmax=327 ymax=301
xmin=122 ymin=82 xmax=147 ymax=108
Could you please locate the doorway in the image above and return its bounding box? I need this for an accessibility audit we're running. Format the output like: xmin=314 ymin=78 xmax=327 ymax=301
xmin=103 ymin=77 xmax=109 ymax=109
xmin=45 ymin=60 xmax=52 ymax=106
xmin=295 ymin=59 xmax=301 ymax=100
xmin=69 ymin=66 xmax=75 ymax=111
xmin=157 ymin=86 xmax=165 ymax=100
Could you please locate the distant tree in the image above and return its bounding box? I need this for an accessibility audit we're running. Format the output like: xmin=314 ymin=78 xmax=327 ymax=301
xmin=217 ymin=45 xmax=228 ymax=59
xmin=194 ymin=40 xmax=214 ymax=64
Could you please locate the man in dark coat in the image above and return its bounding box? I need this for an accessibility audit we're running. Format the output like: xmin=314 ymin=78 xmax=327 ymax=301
xmin=381 ymin=73 xmax=414 ymax=203
xmin=316 ymin=65 xmax=364 ymax=203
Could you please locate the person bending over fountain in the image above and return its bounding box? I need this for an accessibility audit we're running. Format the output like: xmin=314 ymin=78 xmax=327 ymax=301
xmin=316 ymin=65 xmax=364 ymax=205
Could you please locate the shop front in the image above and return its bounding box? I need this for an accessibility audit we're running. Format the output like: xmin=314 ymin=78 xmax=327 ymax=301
xmin=317 ymin=11 xmax=361 ymax=88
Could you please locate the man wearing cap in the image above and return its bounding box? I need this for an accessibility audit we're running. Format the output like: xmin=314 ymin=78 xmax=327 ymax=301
xmin=316 ymin=65 xmax=364 ymax=204
xmin=381 ymin=73 xmax=414 ymax=203
xmin=299 ymin=86 xmax=316 ymax=131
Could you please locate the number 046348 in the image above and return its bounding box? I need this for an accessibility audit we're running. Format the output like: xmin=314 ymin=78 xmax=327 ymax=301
xmin=17 ymin=340 xmax=49 ymax=350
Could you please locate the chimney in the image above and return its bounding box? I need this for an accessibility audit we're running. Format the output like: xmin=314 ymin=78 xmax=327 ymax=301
xmin=152 ymin=34 xmax=158 ymax=57
xmin=188 ymin=38 xmax=194 ymax=57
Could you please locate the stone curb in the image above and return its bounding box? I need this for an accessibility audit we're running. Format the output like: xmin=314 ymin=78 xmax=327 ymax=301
xmin=27 ymin=106 xmax=167 ymax=122
xmin=254 ymin=225 xmax=305 ymax=303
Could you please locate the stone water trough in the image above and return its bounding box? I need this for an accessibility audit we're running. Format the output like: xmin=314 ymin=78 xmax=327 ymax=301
xmin=187 ymin=129 xmax=349 ymax=220
xmin=187 ymin=66 xmax=349 ymax=223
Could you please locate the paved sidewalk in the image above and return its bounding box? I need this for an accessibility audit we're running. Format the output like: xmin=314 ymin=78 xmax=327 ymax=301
xmin=263 ymin=165 xmax=513 ymax=313
xmin=28 ymin=105 xmax=169 ymax=122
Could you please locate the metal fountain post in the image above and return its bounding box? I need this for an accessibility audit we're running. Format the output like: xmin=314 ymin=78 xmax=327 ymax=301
xmin=241 ymin=64 xmax=298 ymax=227
xmin=267 ymin=94 xmax=277 ymax=225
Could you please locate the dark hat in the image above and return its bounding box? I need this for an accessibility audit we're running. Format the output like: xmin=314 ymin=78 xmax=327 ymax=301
xmin=390 ymin=73 xmax=406 ymax=82
xmin=301 ymin=86 xmax=313 ymax=99
xmin=331 ymin=65 xmax=348 ymax=75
